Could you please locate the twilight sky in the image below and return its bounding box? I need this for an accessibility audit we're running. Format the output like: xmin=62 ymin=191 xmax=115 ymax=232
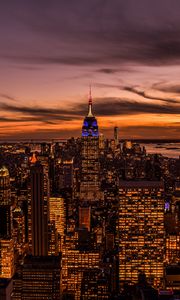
xmin=0 ymin=0 xmax=180 ymax=139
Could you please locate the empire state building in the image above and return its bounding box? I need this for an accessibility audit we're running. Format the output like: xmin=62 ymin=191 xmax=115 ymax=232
xmin=80 ymin=88 xmax=101 ymax=202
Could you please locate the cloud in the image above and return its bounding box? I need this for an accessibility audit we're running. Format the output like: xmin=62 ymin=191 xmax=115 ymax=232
xmin=3 ymin=54 xmax=102 ymax=66
xmin=0 ymin=103 xmax=81 ymax=121
xmin=123 ymin=86 xmax=179 ymax=104
xmin=2 ymin=2 xmax=180 ymax=68
xmin=0 ymin=94 xmax=17 ymax=102
xmin=152 ymin=82 xmax=180 ymax=94
xmin=90 ymin=98 xmax=180 ymax=116
xmin=0 ymin=116 xmax=54 ymax=123
xmin=1 ymin=123 xmax=179 ymax=141
xmin=94 ymin=83 xmax=121 ymax=89
xmin=97 ymin=68 xmax=119 ymax=74
xmin=1 ymin=97 xmax=180 ymax=125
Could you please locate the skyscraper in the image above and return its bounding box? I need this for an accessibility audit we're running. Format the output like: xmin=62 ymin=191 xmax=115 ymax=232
xmin=29 ymin=162 xmax=48 ymax=256
xmin=59 ymin=159 xmax=74 ymax=190
xmin=80 ymin=88 xmax=100 ymax=202
xmin=14 ymin=161 xmax=62 ymax=299
xmin=0 ymin=239 xmax=14 ymax=279
xmin=0 ymin=166 xmax=12 ymax=238
xmin=21 ymin=255 xmax=61 ymax=300
xmin=114 ymin=126 xmax=119 ymax=146
xmin=49 ymin=196 xmax=65 ymax=251
xmin=118 ymin=181 xmax=164 ymax=288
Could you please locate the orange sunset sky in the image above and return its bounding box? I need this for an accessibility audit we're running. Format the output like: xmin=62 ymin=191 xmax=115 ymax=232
xmin=0 ymin=1 xmax=180 ymax=139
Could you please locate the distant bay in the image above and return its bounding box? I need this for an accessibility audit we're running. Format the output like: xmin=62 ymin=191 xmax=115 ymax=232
xmin=141 ymin=142 xmax=180 ymax=159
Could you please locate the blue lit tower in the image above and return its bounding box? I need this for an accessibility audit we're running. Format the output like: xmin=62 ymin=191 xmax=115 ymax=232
xmin=80 ymin=88 xmax=100 ymax=202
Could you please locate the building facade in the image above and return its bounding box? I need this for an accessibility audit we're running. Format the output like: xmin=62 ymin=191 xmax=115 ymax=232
xmin=118 ymin=181 xmax=165 ymax=288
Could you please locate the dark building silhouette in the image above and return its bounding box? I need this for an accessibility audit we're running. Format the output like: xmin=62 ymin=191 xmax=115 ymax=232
xmin=20 ymin=255 xmax=61 ymax=300
xmin=30 ymin=162 xmax=48 ymax=256
xmin=0 ymin=278 xmax=13 ymax=300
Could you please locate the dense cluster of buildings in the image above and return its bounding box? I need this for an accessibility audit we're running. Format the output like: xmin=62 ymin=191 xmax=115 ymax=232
xmin=0 ymin=91 xmax=180 ymax=299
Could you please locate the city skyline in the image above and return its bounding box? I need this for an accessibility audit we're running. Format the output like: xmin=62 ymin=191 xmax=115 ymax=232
xmin=0 ymin=1 xmax=180 ymax=139
xmin=0 ymin=66 xmax=179 ymax=298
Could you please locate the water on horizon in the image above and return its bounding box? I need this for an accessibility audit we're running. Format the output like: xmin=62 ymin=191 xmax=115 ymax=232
xmin=142 ymin=142 xmax=180 ymax=159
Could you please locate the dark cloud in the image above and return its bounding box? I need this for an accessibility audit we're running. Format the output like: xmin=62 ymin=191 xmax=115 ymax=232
xmin=1 ymin=98 xmax=180 ymax=124
xmin=1 ymin=97 xmax=180 ymax=122
xmin=1 ymin=103 xmax=80 ymax=119
xmin=97 ymin=68 xmax=119 ymax=74
xmin=94 ymin=83 xmax=121 ymax=89
xmin=0 ymin=115 xmax=71 ymax=124
xmin=4 ymin=31 xmax=180 ymax=67
xmin=0 ymin=117 xmax=31 ymax=123
xmin=2 ymin=55 xmax=101 ymax=66
xmin=1 ymin=1 xmax=180 ymax=67
xmin=152 ymin=82 xmax=180 ymax=94
xmin=92 ymin=98 xmax=180 ymax=116
xmin=0 ymin=104 xmax=79 ymax=125
xmin=124 ymin=86 xmax=179 ymax=104
xmin=0 ymin=94 xmax=17 ymax=102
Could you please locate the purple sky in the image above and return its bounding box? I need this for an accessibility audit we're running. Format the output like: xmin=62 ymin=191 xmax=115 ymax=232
xmin=0 ymin=0 xmax=180 ymax=139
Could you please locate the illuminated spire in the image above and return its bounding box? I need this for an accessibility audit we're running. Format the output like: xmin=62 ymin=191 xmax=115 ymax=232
xmin=87 ymin=85 xmax=93 ymax=117
xmin=29 ymin=152 xmax=37 ymax=164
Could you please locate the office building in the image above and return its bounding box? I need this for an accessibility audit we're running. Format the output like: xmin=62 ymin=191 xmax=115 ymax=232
xmin=21 ymin=255 xmax=61 ymax=300
xmin=0 ymin=239 xmax=14 ymax=279
xmin=0 ymin=279 xmax=13 ymax=300
xmin=114 ymin=126 xmax=119 ymax=146
xmin=0 ymin=166 xmax=12 ymax=238
xmin=49 ymin=196 xmax=65 ymax=238
xmin=80 ymin=88 xmax=100 ymax=202
xmin=29 ymin=162 xmax=48 ymax=256
xmin=59 ymin=159 xmax=74 ymax=189
xmin=118 ymin=181 xmax=164 ymax=288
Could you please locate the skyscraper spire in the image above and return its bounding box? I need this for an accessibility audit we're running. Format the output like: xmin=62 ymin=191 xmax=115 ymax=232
xmin=82 ymin=86 xmax=98 ymax=137
xmin=87 ymin=85 xmax=93 ymax=117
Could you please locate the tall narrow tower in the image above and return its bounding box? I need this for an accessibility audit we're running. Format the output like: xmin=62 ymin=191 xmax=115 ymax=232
xmin=0 ymin=166 xmax=12 ymax=237
xmin=30 ymin=162 xmax=48 ymax=256
xmin=114 ymin=126 xmax=119 ymax=146
xmin=80 ymin=88 xmax=100 ymax=201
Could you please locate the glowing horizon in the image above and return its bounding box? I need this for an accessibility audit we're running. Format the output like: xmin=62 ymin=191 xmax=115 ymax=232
xmin=0 ymin=1 xmax=179 ymax=139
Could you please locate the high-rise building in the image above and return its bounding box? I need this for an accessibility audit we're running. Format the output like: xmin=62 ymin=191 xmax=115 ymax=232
xmin=99 ymin=133 xmax=105 ymax=150
xmin=0 ymin=239 xmax=14 ymax=279
xmin=49 ymin=196 xmax=65 ymax=252
xmin=48 ymin=221 xmax=59 ymax=256
xmin=114 ymin=126 xmax=119 ymax=146
xmin=20 ymin=255 xmax=61 ymax=300
xmin=12 ymin=206 xmax=25 ymax=256
xmin=58 ymin=159 xmax=74 ymax=190
xmin=79 ymin=205 xmax=91 ymax=232
xmin=0 ymin=166 xmax=11 ymax=205
xmin=62 ymin=249 xmax=100 ymax=300
xmin=164 ymin=184 xmax=180 ymax=265
xmin=166 ymin=235 xmax=180 ymax=263
xmin=80 ymin=88 xmax=100 ymax=202
xmin=0 ymin=166 xmax=12 ymax=238
xmin=0 ymin=278 xmax=13 ymax=300
xmin=118 ymin=181 xmax=164 ymax=289
xmin=29 ymin=162 xmax=48 ymax=256
xmin=49 ymin=196 xmax=65 ymax=238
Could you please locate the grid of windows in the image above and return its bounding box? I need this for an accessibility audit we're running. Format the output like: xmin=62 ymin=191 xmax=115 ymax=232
xmin=118 ymin=181 xmax=164 ymax=288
